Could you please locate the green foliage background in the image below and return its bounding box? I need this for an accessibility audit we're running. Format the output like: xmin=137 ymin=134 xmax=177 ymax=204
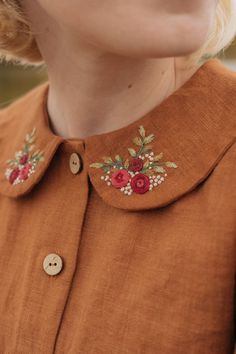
xmin=0 ymin=62 xmax=47 ymax=109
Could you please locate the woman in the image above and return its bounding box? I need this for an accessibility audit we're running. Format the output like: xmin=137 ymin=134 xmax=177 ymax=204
xmin=0 ymin=0 xmax=236 ymax=353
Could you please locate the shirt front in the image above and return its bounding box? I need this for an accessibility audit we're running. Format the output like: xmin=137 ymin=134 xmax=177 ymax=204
xmin=0 ymin=58 xmax=235 ymax=354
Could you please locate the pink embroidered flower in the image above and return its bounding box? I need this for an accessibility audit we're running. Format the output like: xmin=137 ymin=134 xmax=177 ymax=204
xmin=128 ymin=158 xmax=144 ymax=172
xmin=9 ymin=168 xmax=20 ymax=184
xmin=111 ymin=169 xmax=130 ymax=188
xmin=5 ymin=127 xmax=45 ymax=185
xmin=131 ymin=173 xmax=150 ymax=194
xmin=19 ymin=163 xmax=32 ymax=181
xmin=19 ymin=153 xmax=28 ymax=165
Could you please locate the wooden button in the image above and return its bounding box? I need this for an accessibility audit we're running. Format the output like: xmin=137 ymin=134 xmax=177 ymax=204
xmin=43 ymin=253 xmax=63 ymax=276
xmin=69 ymin=152 xmax=82 ymax=174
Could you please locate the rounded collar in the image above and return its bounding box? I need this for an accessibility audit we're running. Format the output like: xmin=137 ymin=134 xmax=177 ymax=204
xmin=0 ymin=59 xmax=236 ymax=211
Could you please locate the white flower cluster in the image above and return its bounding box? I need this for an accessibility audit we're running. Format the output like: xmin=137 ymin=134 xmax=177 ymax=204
xmin=15 ymin=151 xmax=23 ymax=159
xmin=100 ymin=169 xmax=168 ymax=196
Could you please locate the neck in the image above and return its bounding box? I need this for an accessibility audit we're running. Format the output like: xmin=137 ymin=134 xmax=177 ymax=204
xmin=45 ymin=50 xmax=199 ymax=140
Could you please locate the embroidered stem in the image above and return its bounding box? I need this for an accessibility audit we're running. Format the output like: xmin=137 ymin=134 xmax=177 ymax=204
xmin=89 ymin=125 xmax=178 ymax=195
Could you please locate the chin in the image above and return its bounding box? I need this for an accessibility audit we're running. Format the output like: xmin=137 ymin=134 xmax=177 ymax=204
xmin=110 ymin=19 xmax=210 ymax=59
xmin=104 ymin=36 xmax=206 ymax=60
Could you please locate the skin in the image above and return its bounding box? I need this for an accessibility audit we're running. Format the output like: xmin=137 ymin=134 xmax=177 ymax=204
xmin=21 ymin=0 xmax=218 ymax=139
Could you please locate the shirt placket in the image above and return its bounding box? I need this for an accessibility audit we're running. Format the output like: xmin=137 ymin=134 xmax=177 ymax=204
xmin=13 ymin=139 xmax=90 ymax=353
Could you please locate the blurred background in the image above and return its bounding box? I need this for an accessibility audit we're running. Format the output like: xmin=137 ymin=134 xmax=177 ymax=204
xmin=0 ymin=39 xmax=236 ymax=109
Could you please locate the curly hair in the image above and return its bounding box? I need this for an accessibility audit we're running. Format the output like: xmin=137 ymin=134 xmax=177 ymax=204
xmin=0 ymin=0 xmax=42 ymax=63
xmin=0 ymin=0 xmax=236 ymax=65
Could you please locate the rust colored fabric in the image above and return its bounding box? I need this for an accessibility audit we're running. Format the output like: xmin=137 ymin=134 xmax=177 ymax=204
xmin=0 ymin=58 xmax=235 ymax=353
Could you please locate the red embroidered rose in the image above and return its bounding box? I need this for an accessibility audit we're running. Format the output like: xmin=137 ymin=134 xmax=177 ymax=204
xmin=128 ymin=158 xmax=144 ymax=172
xmin=19 ymin=163 xmax=32 ymax=181
xmin=19 ymin=153 xmax=28 ymax=165
xmin=9 ymin=168 xmax=20 ymax=184
xmin=111 ymin=169 xmax=130 ymax=188
xmin=131 ymin=173 xmax=150 ymax=194
xmin=5 ymin=127 xmax=45 ymax=185
xmin=89 ymin=125 xmax=178 ymax=196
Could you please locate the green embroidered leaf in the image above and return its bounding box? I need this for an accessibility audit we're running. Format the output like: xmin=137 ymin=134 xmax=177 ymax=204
xmin=115 ymin=155 xmax=122 ymax=162
xmin=25 ymin=135 xmax=35 ymax=145
xmin=128 ymin=148 xmax=136 ymax=157
xmin=103 ymin=166 xmax=111 ymax=173
xmin=89 ymin=163 xmax=104 ymax=168
xmin=153 ymin=152 xmax=163 ymax=161
xmin=37 ymin=151 xmax=44 ymax=158
xmin=32 ymin=152 xmax=44 ymax=162
xmin=153 ymin=166 xmax=166 ymax=173
xmin=165 ymin=161 xmax=178 ymax=168
xmin=25 ymin=133 xmax=30 ymax=142
xmin=142 ymin=144 xmax=153 ymax=152
xmin=28 ymin=136 xmax=36 ymax=144
xmin=6 ymin=159 xmax=16 ymax=166
xmin=143 ymin=134 xmax=155 ymax=144
xmin=6 ymin=159 xmax=15 ymax=164
xmin=124 ymin=159 xmax=129 ymax=169
xmin=22 ymin=145 xmax=28 ymax=153
xmin=102 ymin=156 xmax=113 ymax=163
xmin=132 ymin=137 xmax=143 ymax=146
xmin=139 ymin=126 xmax=146 ymax=138
xmin=143 ymin=160 xmax=150 ymax=168
xmin=28 ymin=144 xmax=35 ymax=152
xmin=31 ymin=149 xmax=40 ymax=157
xmin=30 ymin=127 xmax=37 ymax=136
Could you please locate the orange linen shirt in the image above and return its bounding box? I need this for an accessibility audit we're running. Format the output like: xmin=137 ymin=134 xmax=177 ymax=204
xmin=0 ymin=58 xmax=235 ymax=354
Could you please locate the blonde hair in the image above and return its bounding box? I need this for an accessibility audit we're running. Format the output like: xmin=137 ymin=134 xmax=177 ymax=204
xmin=0 ymin=0 xmax=236 ymax=65
xmin=0 ymin=0 xmax=42 ymax=63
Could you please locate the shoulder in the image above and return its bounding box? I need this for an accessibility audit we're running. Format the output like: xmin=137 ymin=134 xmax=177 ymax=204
xmin=206 ymin=60 xmax=236 ymax=137
xmin=171 ymin=59 xmax=236 ymax=136
xmin=199 ymin=58 xmax=236 ymax=84
xmin=199 ymin=59 xmax=236 ymax=106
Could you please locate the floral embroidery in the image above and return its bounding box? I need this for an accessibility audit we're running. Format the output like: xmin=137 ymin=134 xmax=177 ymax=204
xmin=5 ymin=127 xmax=45 ymax=185
xmin=89 ymin=125 xmax=178 ymax=196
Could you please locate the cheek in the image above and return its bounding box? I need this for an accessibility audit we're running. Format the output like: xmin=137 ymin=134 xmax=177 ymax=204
xmin=35 ymin=0 xmax=87 ymax=24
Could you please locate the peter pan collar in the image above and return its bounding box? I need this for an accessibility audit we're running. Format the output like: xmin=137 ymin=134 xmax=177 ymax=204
xmin=0 ymin=58 xmax=235 ymax=211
